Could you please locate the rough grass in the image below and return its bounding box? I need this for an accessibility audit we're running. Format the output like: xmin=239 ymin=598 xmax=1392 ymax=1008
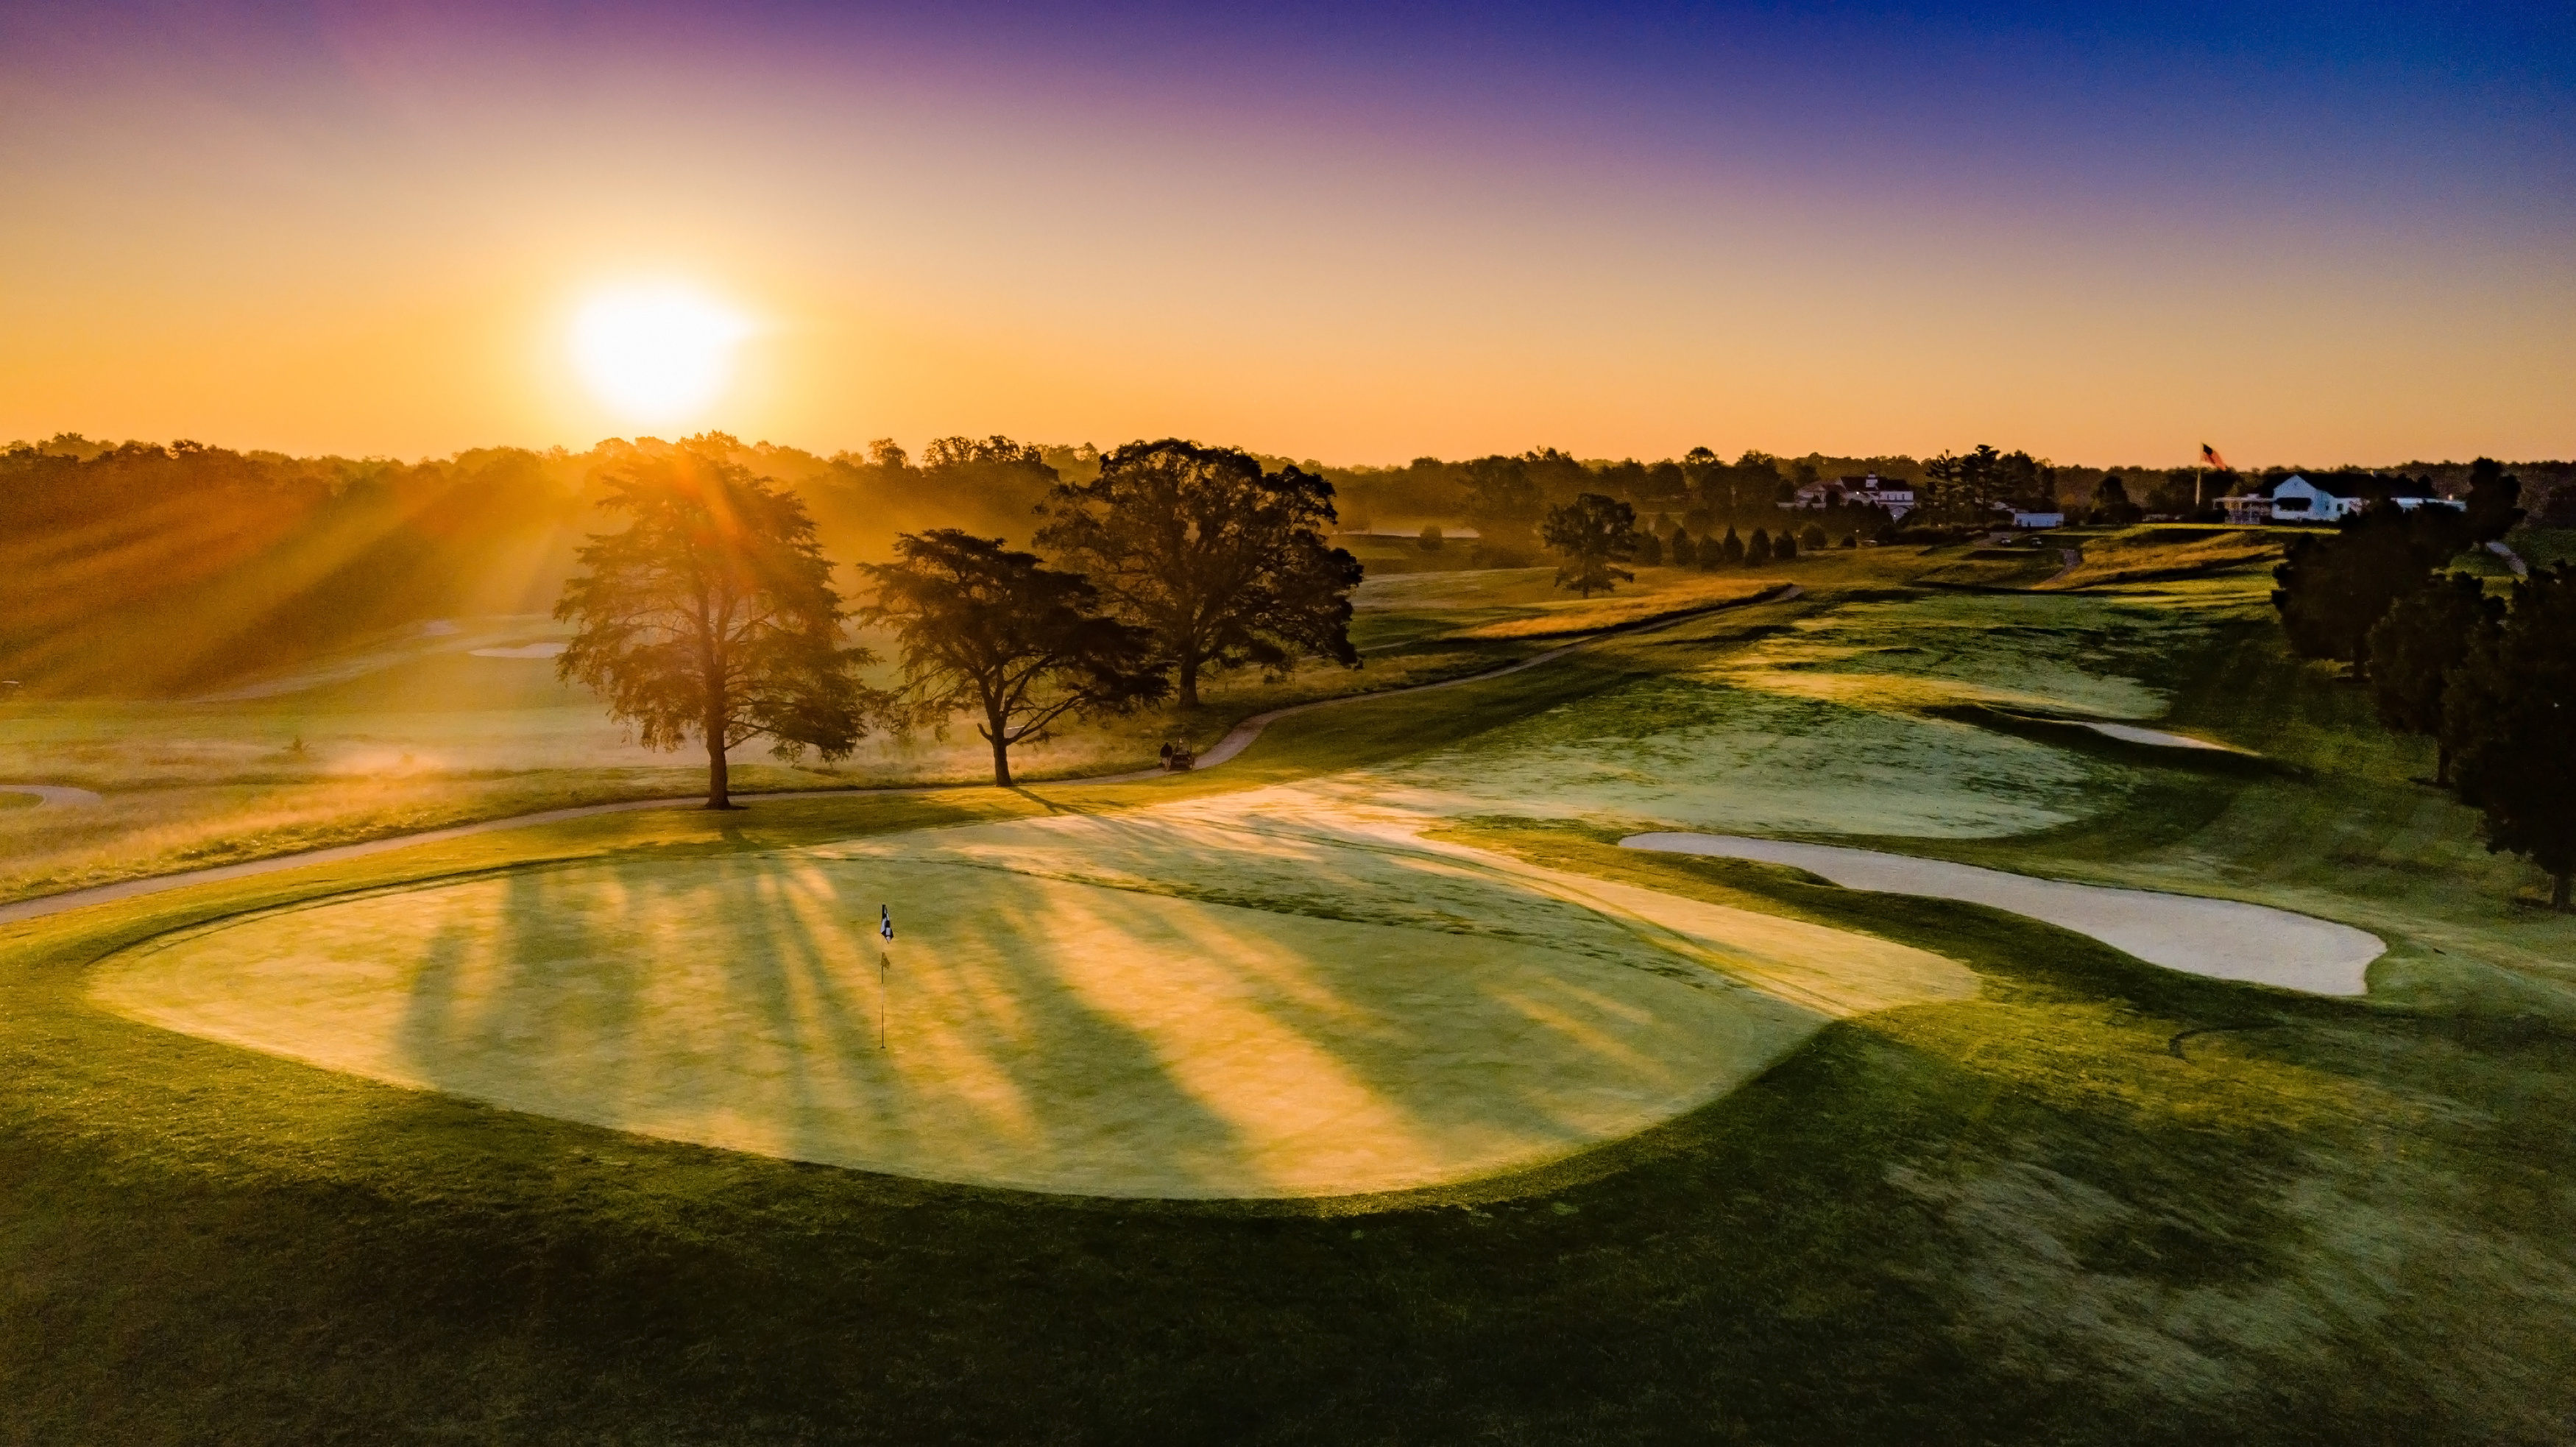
xmin=0 ymin=577 xmax=1575 ymax=905
xmin=8 ymin=782 xmax=2576 ymax=1442
xmin=2039 ymin=526 xmax=2282 ymax=591
xmin=9 ymin=541 xmax=2576 ymax=1441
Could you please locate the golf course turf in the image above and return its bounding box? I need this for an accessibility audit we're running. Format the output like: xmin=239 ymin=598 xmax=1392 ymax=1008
xmin=7 ymin=544 xmax=2576 ymax=1443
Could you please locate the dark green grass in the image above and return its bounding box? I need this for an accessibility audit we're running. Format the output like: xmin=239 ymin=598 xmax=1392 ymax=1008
xmin=7 ymin=581 xmax=2576 ymax=1443
xmin=10 ymin=802 xmax=2575 ymax=1443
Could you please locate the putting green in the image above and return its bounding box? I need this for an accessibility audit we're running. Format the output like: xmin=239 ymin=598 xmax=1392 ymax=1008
xmin=91 ymin=807 xmax=1971 ymax=1198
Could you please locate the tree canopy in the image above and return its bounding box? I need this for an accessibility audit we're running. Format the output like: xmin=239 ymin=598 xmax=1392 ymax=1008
xmin=860 ymin=530 xmax=1167 ymax=786
xmin=555 ymin=445 xmax=871 ymax=808
xmin=2366 ymin=573 xmax=2497 ymax=783
xmin=1540 ymin=493 xmax=1639 ymax=598
xmin=2443 ymin=564 xmax=2576 ymax=909
xmin=1036 ymin=439 xmax=1362 ymax=709
xmin=2272 ymin=503 xmax=2471 ymax=671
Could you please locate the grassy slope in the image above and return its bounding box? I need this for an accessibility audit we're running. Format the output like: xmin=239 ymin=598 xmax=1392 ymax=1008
xmin=7 ymin=554 xmax=2575 ymax=1443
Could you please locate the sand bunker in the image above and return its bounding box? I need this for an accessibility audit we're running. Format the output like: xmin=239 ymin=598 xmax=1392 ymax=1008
xmin=1621 ymin=833 xmax=2379 ymax=996
xmin=93 ymin=801 xmax=1969 ymax=1199
xmin=0 ymin=784 xmax=103 ymax=807
xmin=2076 ymin=721 xmax=2243 ymax=752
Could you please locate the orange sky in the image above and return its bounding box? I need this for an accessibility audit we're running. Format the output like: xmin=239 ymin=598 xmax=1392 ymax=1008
xmin=4 ymin=4 xmax=2570 ymax=469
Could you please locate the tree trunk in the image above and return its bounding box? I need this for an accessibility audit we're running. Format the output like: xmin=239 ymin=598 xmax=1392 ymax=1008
xmin=2434 ymin=740 xmax=2450 ymax=788
xmin=1177 ymin=653 xmax=1199 ymax=710
xmin=704 ymin=716 xmax=734 ymax=809
xmin=991 ymin=732 xmax=1013 ymax=788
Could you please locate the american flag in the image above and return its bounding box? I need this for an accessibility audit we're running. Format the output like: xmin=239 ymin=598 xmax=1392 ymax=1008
xmin=2200 ymin=443 xmax=2229 ymax=470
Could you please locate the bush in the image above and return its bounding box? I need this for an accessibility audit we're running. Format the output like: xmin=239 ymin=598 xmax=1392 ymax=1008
xmin=1801 ymin=523 xmax=1827 ymax=551
xmin=1417 ymin=525 xmax=1443 ymax=553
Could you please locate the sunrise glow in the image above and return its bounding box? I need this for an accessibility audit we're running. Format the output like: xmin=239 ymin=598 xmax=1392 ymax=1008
xmin=569 ymin=286 xmax=751 ymax=429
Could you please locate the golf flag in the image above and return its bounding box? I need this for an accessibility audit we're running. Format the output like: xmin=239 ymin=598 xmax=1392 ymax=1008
xmin=879 ymin=905 xmax=894 ymax=943
xmin=2200 ymin=443 xmax=2229 ymax=470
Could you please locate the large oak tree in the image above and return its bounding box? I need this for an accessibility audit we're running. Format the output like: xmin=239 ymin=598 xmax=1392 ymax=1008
xmin=556 ymin=445 xmax=871 ymax=808
xmin=861 ymin=530 xmax=1167 ymax=786
xmin=1036 ymin=439 xmax=1361 ymax=709
xmin=1540 ymin=492 xmax=1638 ymax=598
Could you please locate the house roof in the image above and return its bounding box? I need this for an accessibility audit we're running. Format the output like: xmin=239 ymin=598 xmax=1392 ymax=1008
xmin=2269 ymin=473 xmax=2443 ymax=500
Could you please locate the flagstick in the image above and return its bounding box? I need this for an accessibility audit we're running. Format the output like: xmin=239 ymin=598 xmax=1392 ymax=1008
xmin=880 ymin=950 xmax=888 ymax=1050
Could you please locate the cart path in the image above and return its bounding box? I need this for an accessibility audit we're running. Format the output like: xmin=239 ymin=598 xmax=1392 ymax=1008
xmin=0 ymin=584 xmax=1800 ymax=929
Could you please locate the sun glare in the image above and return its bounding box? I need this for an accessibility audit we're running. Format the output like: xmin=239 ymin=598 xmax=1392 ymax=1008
xmin=569 ymin=285 xmax=751 ymax=427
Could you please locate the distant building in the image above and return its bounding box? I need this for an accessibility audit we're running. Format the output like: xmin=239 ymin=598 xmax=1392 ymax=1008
xmin=2264 ymin=475 xmax=2464 ymax=525
xmin=1789 ymin=473 xmax=1915 ymax=520
xmin=2217 ymin=494 xmax=2271 ymax=526
xmin=2010 ymin=512 xmax=2065 ymax=530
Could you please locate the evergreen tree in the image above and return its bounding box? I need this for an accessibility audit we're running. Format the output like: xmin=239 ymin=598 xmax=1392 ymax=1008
xmin=1669 ymin=528 xmax=1697 ymax=567
xmin=1720 ymin=526 xmax=1745 ymax=565
xmin=2444 ymin=565 xmax=2576 ymax=909
xmin=1633 ymin=528 xmax=1663 ymax=566
xmin=2367 ymin=573 xmax=2497 ymax=784
xmin=1746 ymin=528 xmax=1772 ymax=565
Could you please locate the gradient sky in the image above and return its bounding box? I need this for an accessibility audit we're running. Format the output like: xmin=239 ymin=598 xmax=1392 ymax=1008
xmin=4 ymin=1 xmax=2570 ymax=467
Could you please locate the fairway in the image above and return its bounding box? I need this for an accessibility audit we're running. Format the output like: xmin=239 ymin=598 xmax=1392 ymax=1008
xmin=93 ymin=804 xmax=1971 ymax=1198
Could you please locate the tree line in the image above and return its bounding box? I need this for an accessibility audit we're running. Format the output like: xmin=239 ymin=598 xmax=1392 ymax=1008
xmin=554 ymin=437 xmax=1362 ymax=799
xmin=2268 ymin=461 xmax=2576 ymax=908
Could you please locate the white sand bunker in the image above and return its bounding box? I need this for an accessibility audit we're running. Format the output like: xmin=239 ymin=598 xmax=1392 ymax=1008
xmin=2074 ymin=721 xmax=2245 ymax=753
xmin=0 ymin=784 xmax=103 ymax=807
xmin=93 ymin=807 xmax=1970 ymax=1200
xmin=1621 ymin=833 xmax=2379 ymax=997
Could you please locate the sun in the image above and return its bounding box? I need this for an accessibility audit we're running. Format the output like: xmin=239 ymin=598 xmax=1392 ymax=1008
xmin=569 ymin=283 xmax=751 ymax=428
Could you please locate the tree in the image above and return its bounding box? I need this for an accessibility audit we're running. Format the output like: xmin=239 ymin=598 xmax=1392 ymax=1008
xmin=1540 ymin=492 xmax=1639 ymax=598
xmin=2367 ymin=573 xmax=2497 ymax=783
xmin=2463 ymin=457 xmax=2524 ymax=542
xmin=1746 ymin=527 xmax=1773 ymax=565
xmin=556 ymin=445 xmax=871 ymax=809
xmin=1633 ymin=528 xmax=1663 ymax=566
xmin=1719 ymin=526 xmax=1745 ymax=565
xmin=2092 ymin=475 xmax=2141 ymax=523
xmin=1801 ymin=523 xmax=1828 ymax=551
xmin=1036 ymin=439 xmax=1362 ymax=709
xmin=1922 ymin=444 xmax=2051 ymax=523
xmin=1774 ymin=528 xmax=1798 ymax=562
xmin=2274 ymin=503 xmax=2467 ymax=670
xmin=861 ymin=530 xmax=1168 ymax=787
xmin=2443 ymin=565 xmax=2576 ymax=909
xmin=1669 ymin=528 xmax=1698 ymax=567
xmin=1418 ymin=524 xmax=1444 ymax=553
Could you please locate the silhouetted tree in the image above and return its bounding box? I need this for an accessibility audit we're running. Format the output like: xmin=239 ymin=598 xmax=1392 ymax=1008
xmin=1669 ymin=528 xmax=1698 ymax=567
xmin=1540 ymin=492 xmax=1639 ymax=598
xmin=1801 ymin=523 xmax=1828 ymax=551
xmin=861 ymin=530 xmax=1167 ymax=786
xmin=2463 ymin=457 xmax=2525 ymax=542
xmin=2274 ymin=503 xmax=2469 ymax=671
xmin=1633 ymin=528 xmax=1663 ymax=566
xmin=1418 ymin=524 xmax=1444 ymax=553
xmin=556 ymin=445 xmax=871 ymax=808
xmin=2368 ymin=573 xmax=2497 ymax=784
xmin=2092 ymin=476 xmax=2141 ymax=523
xmin=2444 ymin=565 xmax=2576 ymax=909
xmin=1747 ymin=527 xmax=1773 ymax=565
xmin=1774 ymin=528 xmax=1797 ymax=562
xmin=1037 ymin=440 xmax=1361 ymax=709
xmin=1719 ymin=526 xmax=1745 ymax=565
